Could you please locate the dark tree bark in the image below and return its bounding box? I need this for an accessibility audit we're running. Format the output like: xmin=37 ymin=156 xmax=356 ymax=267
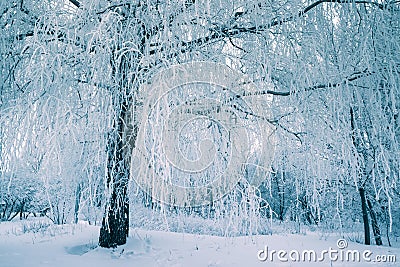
xmin=367 ymin=199 xmax=383 ymax=246
xmin=19 ymin=200 xmax=25 ymax=220
xmin=359 ymin=188 xmax=371 ymax=245
xmin=74 ymin=183 xmax=82 ymax=224
xmin=98 ymin=101 xmax=131 ymax=248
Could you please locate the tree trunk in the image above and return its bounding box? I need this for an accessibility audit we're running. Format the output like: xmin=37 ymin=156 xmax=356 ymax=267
xmin=359 ymin=188 xmax=371 ymax=245
xmin=382 ymin=205 xmax=392 ymax=247
xmin=74 ymin=183 xmax=82 ymax=224
xmin=97 ymin=51 xmax=141 ymax=247
xmin=367 ymin=199 xmax=383 ymax=246
xmin=278 ymin=172 xmax=285 ymax=221
xmin=351 ymin=108 xmax=372 ymax=246
xmin=98 ymin=89 xmax=139 ymax=248
xmin=97 ymin=15 xmax=141 ymax=245
xmin=98 ymin=181 xmax=129 ymax=248
xmin=19 ymin=200 xmax=25 ymax=220
xmin=97 ymin=2 xmax=165 ymax=248
xmin=98 ymin=101 xmax=131 ymax=248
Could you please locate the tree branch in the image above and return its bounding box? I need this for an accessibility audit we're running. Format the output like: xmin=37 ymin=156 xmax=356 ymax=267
xmin=96 ymin=3 xmax=132 ymax=15
xmin=68 ymin=0 xmax=80 ymax=8
xmin=230 ymin=103 xmax=304 ymax=143
xmin=231 ymin=0 xmax=386 ymax=34
xmin=237 ymin=69 xmax=374 ymax=97
xmin=16 ymin=31 xmax=34 ymax=40
xmin=158 ymin=0 xmax=389 ymax=57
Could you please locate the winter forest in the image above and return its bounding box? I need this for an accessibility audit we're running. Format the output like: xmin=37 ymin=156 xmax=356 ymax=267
xmin=1 ymin=0 xmax=399 ymax=266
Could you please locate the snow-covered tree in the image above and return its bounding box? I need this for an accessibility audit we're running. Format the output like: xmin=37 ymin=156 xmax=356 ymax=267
xmin=1 ymin=0 xmax=398 ymax=248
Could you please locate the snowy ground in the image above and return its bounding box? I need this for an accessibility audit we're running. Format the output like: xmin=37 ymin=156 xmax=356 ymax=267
xmin=0 ymin=218 xmax=398 ymax=267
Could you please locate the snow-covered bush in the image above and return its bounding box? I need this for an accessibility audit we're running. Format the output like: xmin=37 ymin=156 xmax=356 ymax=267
xmin=0 ymin=173 xmax=42 ymax=221
xmin=130 ymin=179 xmax=270 ymax=237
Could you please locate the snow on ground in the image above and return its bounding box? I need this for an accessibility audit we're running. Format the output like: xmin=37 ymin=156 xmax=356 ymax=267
xmin=0 ymin=218 xmax=398 ymax=267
